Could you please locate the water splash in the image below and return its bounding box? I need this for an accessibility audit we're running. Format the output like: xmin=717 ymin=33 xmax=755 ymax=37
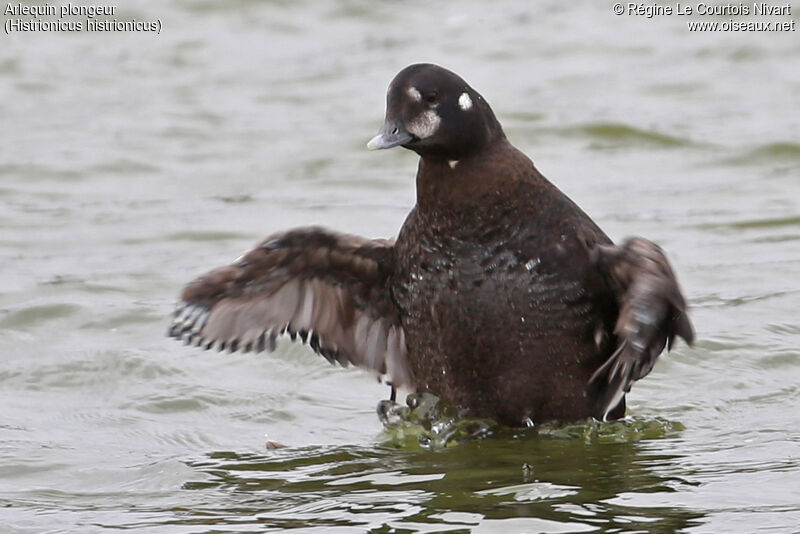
xmin=377 ymin=393 xmax=498 ymax=448
xmin=377 ymin=393 xmax=684 ymax=449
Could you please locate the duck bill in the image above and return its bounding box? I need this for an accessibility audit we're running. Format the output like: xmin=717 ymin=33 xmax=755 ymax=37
xmin=367 ymin=119 xmax=415 ymax=150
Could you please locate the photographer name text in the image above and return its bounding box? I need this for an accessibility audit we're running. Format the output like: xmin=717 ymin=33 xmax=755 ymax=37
xmin=617 ymin=2 xmax=790 ymax=17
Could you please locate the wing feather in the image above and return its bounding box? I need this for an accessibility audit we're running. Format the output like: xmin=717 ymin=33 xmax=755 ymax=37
xmin=168 ymin=226 xmax=413 ymax=389
xmin=590 ymin=237 xmax=694 ymax=420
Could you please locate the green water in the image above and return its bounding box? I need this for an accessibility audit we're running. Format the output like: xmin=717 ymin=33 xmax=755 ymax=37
xmin=1 ymin=1 xmax=799 ymax=532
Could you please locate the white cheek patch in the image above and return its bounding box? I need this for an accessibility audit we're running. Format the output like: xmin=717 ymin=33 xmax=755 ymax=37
xmin=407 ymin=86 xmax=422 ymax=102
xmin=406 ymin=109 xmax=441 ymax=140
xmin=458 ymin=92 xmax=472 ymax=111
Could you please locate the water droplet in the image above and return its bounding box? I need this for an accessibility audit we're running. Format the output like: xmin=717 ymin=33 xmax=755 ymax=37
xmin=523 ymin=417 xmax=534 ymax=427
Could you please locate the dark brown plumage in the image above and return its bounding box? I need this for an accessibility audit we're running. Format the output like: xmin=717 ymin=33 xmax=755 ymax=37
xmin=169 ymin=63 xmax=694 ymax=426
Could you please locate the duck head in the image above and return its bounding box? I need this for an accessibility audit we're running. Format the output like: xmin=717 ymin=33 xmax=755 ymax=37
xmin=368 ymin=63 xmax=505 ymax=161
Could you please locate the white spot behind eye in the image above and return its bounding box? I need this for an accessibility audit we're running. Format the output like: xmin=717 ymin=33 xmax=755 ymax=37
xmin=448 ymin=160 xmax=458 ymax=169
xmin=407 ymin=86 xmax=422 ymax=102
xmin=458 ymin=92 xmax=472 ymax=110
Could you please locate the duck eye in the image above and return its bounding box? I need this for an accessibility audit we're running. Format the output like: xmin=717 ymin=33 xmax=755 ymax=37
xmin=425 ymin=91 xmax=439 ymax=104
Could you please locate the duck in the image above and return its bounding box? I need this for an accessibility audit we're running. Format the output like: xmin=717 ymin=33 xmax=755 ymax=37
xmin=168 ymin=63 xmax=694 ymax=427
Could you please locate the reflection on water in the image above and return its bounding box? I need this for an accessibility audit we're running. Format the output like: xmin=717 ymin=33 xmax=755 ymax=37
xmin=1 ymin=0 xmax=799 ymax=531
xmin=182 ymin=422 xmax=703 ymax=532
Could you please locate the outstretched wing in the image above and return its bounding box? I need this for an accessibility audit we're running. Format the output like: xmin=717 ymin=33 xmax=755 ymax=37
xmin=168 ymin=226 xmax=413 ymax=389
xmin=590 ymin=237 xmax=694 ymax=420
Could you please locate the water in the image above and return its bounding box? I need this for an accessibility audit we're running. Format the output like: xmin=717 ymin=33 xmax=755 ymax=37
xmin=2 ymin=0 xmax=799 ymax=531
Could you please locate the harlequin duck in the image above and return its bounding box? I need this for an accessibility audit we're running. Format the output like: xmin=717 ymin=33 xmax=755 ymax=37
xmin=169 ymin=63 xmax=694 ymax=426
